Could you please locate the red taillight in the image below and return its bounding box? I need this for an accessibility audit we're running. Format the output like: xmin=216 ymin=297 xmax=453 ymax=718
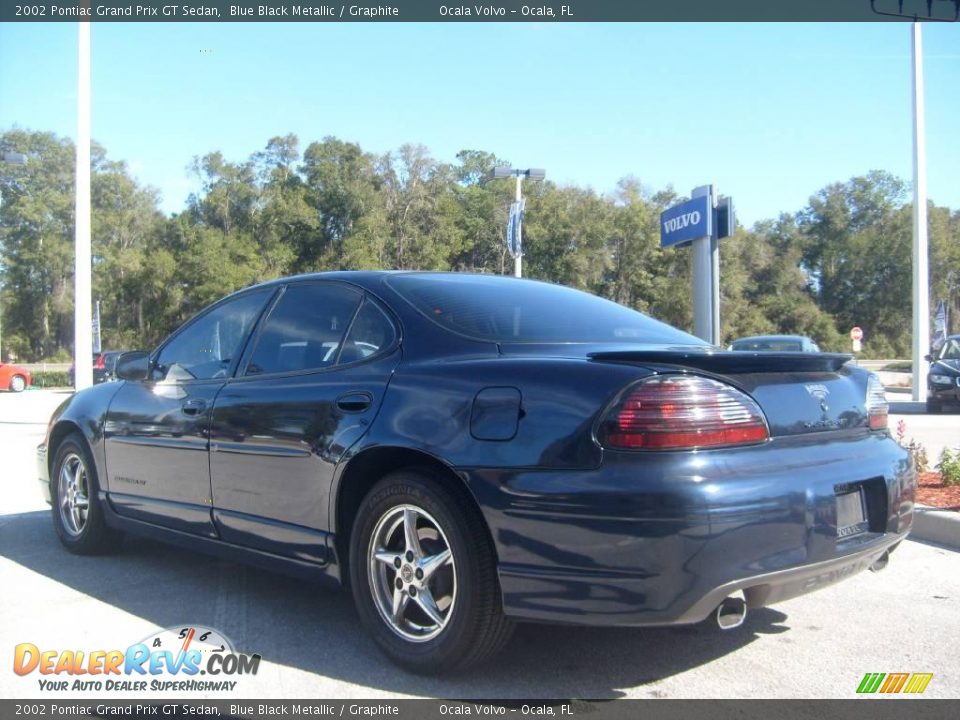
xmin=599 ymin=375 xmax=769 ymax=450
xmin=94 ymin=354 xmax=106 ymax=369
xmin=866 ymin=374 xmax=888 ymax=430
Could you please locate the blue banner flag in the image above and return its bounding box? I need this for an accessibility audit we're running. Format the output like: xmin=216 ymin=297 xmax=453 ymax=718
xmin=933 ymin=299 xmax=948 ymax=348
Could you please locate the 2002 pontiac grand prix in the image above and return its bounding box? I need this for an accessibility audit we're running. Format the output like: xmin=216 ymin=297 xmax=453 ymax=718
xmin=37 ymin=272 xmax=914 ymax=673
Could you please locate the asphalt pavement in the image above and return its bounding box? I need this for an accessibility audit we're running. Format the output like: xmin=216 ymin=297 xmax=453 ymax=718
xmin=1 ymin=389 xmax=957 ymax=699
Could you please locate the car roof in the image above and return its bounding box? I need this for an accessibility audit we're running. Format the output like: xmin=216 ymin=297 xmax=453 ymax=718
xmin=246 ymin=270 xmax=394 ymax=291
xmin=243 ymin=270 xmax=566 ymax=295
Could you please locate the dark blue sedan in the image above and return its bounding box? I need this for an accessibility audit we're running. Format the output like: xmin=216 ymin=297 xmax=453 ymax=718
xmin=37 ymin=272 xmax=915 ymax=673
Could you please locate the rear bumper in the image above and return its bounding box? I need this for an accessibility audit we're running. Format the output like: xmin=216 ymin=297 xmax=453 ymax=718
xmin=462 ymin=430 xmax=915 ymax=626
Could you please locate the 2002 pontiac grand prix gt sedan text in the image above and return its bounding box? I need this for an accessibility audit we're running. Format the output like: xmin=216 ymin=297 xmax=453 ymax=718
xmin=37 ymin=272 xmax=915 ymax=673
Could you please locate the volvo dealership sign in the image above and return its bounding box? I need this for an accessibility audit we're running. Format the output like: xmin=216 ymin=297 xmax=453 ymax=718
xmin=659 ymin=186 xmax=737 ymax=345
xmin=660 ymin=195 xmax=711 ymax=248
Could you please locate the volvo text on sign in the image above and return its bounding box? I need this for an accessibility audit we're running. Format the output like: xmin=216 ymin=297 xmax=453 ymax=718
xmin=660 ymin=195 xmax=712 ymax=248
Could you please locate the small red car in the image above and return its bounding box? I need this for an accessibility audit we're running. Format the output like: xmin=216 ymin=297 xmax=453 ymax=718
xmin=0 ymin=362 xmax=31 ymax=392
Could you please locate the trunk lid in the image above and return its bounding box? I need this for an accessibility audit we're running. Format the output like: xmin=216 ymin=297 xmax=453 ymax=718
xmin=588 ymin=348 xmax=866 ymax=437
xmin=500 ymin=344 xmax=868 ymax=437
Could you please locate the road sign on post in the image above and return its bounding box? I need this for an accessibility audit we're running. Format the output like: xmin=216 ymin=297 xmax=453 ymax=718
xmin=851 ymin=327 xmax=863 ymax=353
xmin=715 ymin=196 xmax=735 ymax=239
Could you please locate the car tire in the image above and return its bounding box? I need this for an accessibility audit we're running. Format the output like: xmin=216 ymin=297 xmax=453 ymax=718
xmin=9 ymin=374 xmax=27 ymax=392
xmin=926 ymin=399 xmax=941 ymax=414
xmin=349 ymin=469 xmax=514 ymax=674
xmin=51 ymin=433 xmax=120 ymax=555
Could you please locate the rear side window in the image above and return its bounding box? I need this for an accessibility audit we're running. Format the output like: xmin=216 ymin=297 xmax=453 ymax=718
xmin=388 ymin=273 xmax=703 ymax=345
xmin=338 ymin=300 xmax=396 ymax=365
xmin=246 ymin=283 xmax=362 ymax=376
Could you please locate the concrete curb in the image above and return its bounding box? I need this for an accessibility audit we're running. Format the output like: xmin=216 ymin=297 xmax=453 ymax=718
xmin=912 ymin=504 xmax=960 ymax=549
xmin=888 ymin=400 xmax=929 ymax=414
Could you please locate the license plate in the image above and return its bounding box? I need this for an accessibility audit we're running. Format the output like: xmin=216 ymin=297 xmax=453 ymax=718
xmin=836 ymin=488 xmax=868 ymax=539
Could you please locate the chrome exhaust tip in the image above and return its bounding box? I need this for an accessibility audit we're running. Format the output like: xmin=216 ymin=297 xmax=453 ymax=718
xmin=715 ymin=590 xmax=747 ymax=630
xmin=869 ymin=550 xmax=889 ymax=573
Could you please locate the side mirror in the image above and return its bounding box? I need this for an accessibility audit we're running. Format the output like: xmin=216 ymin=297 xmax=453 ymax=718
xmin=924 ymin=354 xmax=933 ymax=362
xmin=115 ymin=351 xmax=151 ymax=381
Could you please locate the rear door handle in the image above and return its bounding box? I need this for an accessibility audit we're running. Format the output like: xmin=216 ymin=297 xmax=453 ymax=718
xmin=181 ymin=399 xmax=208 ymax=416
xmin=336 ymin=392 xmax=372 ymax=413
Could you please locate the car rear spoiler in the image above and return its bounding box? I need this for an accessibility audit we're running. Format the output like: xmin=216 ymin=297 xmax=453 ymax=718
xmin=587 ymin=350 xmax=853 ymax=374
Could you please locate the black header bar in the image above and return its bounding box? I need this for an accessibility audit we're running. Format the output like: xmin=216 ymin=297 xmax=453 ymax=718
xmin=4 ymin=0 xmax=960 ymax=23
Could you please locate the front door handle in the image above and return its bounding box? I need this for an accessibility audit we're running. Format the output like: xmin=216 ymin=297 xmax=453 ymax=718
xmin=181 ymin=399 xmax=208 ymax=416
xmin=336 ymin=392 xmax=372 ymax=413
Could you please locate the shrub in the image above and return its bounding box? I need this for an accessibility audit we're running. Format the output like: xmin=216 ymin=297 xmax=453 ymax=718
xmin=895 ymin=420 xmax=929 ymax=474
xmin=907 ymin=440 xmax=930 ymax=475
xmin=882 ymin=361 xmax=911 ymax=372
xmin=938 ymin=448 xmax=960 ymax=487
xmin=30 ymin=371 xmax=71 ymax=388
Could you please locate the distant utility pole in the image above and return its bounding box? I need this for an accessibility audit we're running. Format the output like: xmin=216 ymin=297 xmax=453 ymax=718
xmin=911 ymin=21 xmax=929 ymax=402
xmin=74 ymin=21 xmax=93 ymax=390
xmin=493 ymin=167 xmax=545 ymax=278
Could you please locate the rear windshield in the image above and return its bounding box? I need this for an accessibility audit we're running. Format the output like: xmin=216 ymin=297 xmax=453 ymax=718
xmin=388 ymin=274 xmax=705 ymax=345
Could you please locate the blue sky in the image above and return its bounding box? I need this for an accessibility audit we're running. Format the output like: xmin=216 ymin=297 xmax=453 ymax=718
xmin=1 ymin=21 xmax=958 ymax=225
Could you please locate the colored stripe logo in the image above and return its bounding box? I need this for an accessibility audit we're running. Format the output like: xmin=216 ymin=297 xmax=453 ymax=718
xmin=857 ymin=672 xmax=933 ymax=694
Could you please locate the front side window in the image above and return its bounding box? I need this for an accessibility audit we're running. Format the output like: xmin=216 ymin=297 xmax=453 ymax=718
xmin=245 ymin=283 xmax=363 ymax=376
xmin=155 ymin=288 xmax=273 ymax=382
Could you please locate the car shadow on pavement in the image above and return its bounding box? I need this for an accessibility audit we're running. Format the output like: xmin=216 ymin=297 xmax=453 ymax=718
xmin=1 ymin=510 xmax=791 ymax=699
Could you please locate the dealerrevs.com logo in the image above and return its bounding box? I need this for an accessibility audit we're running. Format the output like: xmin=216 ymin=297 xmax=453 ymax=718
xmin=13 ymin=625 xmax=260 ymax=692
xmin=856 ymin=672 xmax=934 ymax=695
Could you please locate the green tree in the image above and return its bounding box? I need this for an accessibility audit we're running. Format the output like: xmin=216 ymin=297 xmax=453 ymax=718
xmin=798 ymin=171 xmax=911 ymax=356
xmin=1 ymin=130 xmax=80 ymax=360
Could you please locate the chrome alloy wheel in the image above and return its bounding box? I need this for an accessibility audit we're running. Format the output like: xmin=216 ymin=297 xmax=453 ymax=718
xmin=58 ymin=452 xmax=90 ymax=537
xmin=10 ymin=375 xmax=26 ymax=392
xmin=367 ymin=504 xmax=456 ymax=642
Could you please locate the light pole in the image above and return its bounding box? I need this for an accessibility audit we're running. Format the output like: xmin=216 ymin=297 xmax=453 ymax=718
xmin=493 ymin=167 xmax=545 ymax=278
xmin=0 ymin=151 xmax=28 ymax=363
xmin=910 ymin=21 xmax=930 ymax=403
xmin=74 ymin=20 xmax=93 ymax=390
xmin=869 ymin=3 xmax=945 ymax=401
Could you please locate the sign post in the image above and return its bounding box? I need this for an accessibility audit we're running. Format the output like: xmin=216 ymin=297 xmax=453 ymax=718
xmin=660 ymin=186 xmax=734 ymax=345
